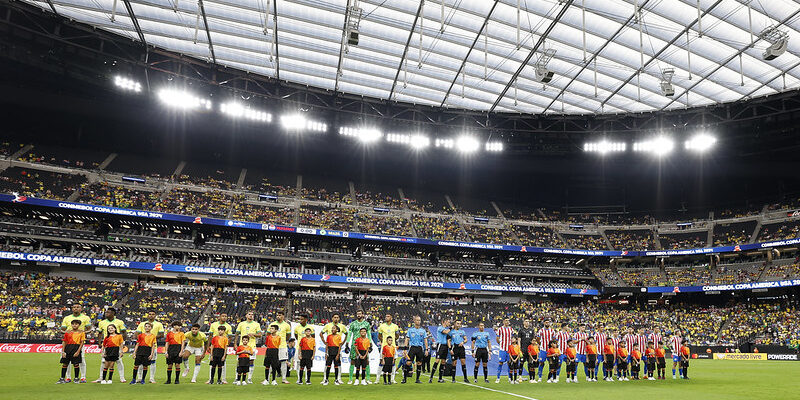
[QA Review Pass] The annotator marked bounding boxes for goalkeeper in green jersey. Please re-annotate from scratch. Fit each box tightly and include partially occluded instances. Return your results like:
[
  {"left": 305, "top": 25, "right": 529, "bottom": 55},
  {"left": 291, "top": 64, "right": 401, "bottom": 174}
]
[{"left": 347, "top": 310, "right": 373, "bottom": 384}]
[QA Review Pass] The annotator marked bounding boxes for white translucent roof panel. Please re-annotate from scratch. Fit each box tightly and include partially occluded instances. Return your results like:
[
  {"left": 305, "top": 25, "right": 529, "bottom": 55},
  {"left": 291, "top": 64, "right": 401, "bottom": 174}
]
[{"left": 22, "top": 0, "right": 800, "bottom": 115}]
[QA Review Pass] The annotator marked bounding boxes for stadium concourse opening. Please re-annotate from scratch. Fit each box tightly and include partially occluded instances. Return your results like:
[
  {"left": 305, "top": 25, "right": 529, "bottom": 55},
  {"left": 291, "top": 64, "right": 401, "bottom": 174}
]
[{"left": 1, "top": 0, "right": 800, "bottom": 398}]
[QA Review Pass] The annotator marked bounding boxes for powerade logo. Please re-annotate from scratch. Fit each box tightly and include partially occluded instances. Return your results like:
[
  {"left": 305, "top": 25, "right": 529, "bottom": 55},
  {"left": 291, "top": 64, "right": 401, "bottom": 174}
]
[{"left": 768, "top": 354, "right": 798, "bottom": 361}]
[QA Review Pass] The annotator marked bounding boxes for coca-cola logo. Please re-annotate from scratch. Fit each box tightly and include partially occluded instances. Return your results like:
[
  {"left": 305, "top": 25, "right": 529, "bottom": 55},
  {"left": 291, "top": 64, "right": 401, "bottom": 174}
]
[
  {"left": 36, "top": 344, "right": 62, "bottom": 353},
  {"left": 0, "top": 343, "right": 102, "bottom": 353},
  {"left": 0, "top": 343, "right": 34, "bottom": 352}
]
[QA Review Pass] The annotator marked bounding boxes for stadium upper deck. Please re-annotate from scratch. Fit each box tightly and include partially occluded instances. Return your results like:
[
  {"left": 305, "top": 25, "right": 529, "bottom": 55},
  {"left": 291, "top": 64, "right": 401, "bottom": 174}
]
[{"left": 0, "top": 142, "right": 797, "bottom": 255}]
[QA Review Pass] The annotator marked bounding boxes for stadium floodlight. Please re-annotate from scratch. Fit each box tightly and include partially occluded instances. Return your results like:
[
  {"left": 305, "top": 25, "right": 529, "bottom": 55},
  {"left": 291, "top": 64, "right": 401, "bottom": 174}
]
[
  {"left": 456, "top": 136, "right": 480, "bottom": 154},
  {"left": 533, "top": 48, "right": 556, "bottom": 83},
  {"left": 280, "top": 114, "right": 327, "bottom": 132},
  {"left": 760, "top": 25, "right": 789, "bottom": 60},
  {"left": 633, "top": 137, "right": 674, "bottom": 156},
  {"left": 435, "top": 138, "right": 454, "bottom": 149},
  {"left": 113, "top": 76, "right": 142, "bottom": 92},
  {"left": 157, "top": 88, "right": 212, "bottom": 110},
  {"left": 660, "top": 68, "right": 675, "bottom": 97},
  {"left": 387, "top": 133, "right": 430, "bottom": 150},
  {"left": 583, "top": 140, "right": 626, "bottom": 154},
  {"left": 220, "top": 102, "right": 272, "bottom": 123},
  {"left": 685, "top": 133, "right": 717, "bottom": 153},
  {"left": 339, "top": 126, "right": 382, "bottom": 143},
  {"left": 409, "top": 134, "right": 430, "bottom": 149},
  {"left": 485, "top": 141, "right": 504, "bottom": 152}
]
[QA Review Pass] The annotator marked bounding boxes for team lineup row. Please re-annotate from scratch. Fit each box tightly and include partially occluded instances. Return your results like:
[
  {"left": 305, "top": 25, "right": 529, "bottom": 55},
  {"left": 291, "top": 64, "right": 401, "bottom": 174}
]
[{"left": 54, "top": 303, "right": 692, "bottom": 387}]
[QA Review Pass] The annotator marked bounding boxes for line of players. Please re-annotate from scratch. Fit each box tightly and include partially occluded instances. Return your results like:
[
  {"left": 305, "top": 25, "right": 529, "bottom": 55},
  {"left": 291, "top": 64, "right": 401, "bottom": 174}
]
[
  {"left": 426, "top": 317, "right": 691, "bottom": 384},
  {"left": 54, "top": 304, "right": 692, "bottom": 386}
]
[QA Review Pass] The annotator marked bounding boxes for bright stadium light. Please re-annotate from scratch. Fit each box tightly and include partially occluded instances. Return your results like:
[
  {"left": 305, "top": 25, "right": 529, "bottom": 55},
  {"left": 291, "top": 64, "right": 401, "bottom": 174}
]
[
  {"left": 583, "top": 140, "right": 626, "bottom": 154},
  {"left": 157, "top": 88, "right": 212, "bottom": 110},
  {"left": 220, "top": 102, "right": 272, "bottom": 123},
  {"left": 280, "top": 114, "right": 326, "bottom": 132},
  {"left": 339, "top": 126, "right": 382, "bottom": 143},
  {"left": 456, "top": 136, "right": 480, "bottom": 154},
  {"left": 114, "top": 76, "right": 142, "bottom": 92},
  {"left": 685, "top": 133, "right": 717, "bottom": 153},
  {"left": 485, "top": 141, "right": 504, "bottom": 152},
  {"left": 435, "top": 138, "right": 454, "bottom": 149},
  {"left": 633, "top": 137, "right": 674, "bottom": 156},
  {"left": 387, "top": 133, "right": 430, "bottom": 150}
]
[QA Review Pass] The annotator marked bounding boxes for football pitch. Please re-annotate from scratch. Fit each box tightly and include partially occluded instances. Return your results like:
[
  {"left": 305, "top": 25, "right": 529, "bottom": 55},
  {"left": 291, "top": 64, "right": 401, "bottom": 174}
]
[{"left": 1, "top": 354, "right": 798, "bottom": 400}]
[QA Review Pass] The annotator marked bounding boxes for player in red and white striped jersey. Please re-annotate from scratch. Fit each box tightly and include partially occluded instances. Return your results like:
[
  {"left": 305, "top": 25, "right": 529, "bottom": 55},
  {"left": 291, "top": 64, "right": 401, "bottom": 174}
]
[
  {"left": 495, "top": 319, "right": 514, "bottom": 383},
  {"left": 573, "top": 324, "right": 590, "bottom": 380},
  {"left": 553, "top": 323, "right": 572, "bottom": 381},
  {"left": 593, "top": 325, "right": 608, "bottom": 379},
  {"left": 536, "top": 320, "right": 556, "bottom": 380},
  {"left": 623, "top": 328, "right": 637, "bottom": 362},
  {"left": 669, "top": 330, "right": 683, "bottom": 379},
  {"left": 607, "top": 329, "right": 621, "bottom": 379},
  {"left": 636, "top": 328, "right": 649, "bottom": 376}
]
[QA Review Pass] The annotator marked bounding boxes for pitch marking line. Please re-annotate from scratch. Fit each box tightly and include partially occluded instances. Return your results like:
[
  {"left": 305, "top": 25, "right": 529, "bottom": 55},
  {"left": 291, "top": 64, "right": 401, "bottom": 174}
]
[{"left": 456, "top": 381, "right": 540, "bottom": 400}]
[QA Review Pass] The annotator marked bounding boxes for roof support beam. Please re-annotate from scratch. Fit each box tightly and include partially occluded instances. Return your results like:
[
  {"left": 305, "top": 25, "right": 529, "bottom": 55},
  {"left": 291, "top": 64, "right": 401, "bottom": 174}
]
[
  {"left": 44, "top": 0, "right": 59, "bottom": 16},
  {"left": 439, "top": 0, "right": 499, "bottom": 108},
  {"left": 661, "top": 7, "right": 800, "bottom": 110},
  {"left": 121, "top": 0, "right": 147, "bottom": 48},
  {"left": 272, "top": 0, "right": 279, "bottom": 80},
  {"left": 388, "top": 0, "right": 424, "bottom": 99},
  {"left": 542, "top": 0, "right": 651, "bottom": 114},
  {"left": 334, "top": 0, "right": 353, "bottom": 92},
  {"left": 489, "top": 0, "right": 573, "bottom": 113},
  {"left": 740, "top": 59, "right": 800, "bottom": 101},
  {"left": 600, "top": 0, "right": 722, "bottom": 108},
  {"left": 197, "top": 0, "right": 216, "bottom": 65}
]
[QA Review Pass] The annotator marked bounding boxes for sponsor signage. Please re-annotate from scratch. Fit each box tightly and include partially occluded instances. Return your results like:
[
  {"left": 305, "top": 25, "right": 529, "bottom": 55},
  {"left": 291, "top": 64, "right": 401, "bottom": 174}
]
[
  {"left": 767, "top": 354, "right": 799, "bottom": 361},
  {"left": 2, "top": 194, "right": 798, "bottom": 259},
  {"left": 0, "top": 251, "right": 599, "bottom": 295},
  {"left": 713, "top": 353, "right": 767, "bottom": 360},
  {"left": 648, "top": 279, "right": 800, "bottom": 294},
  {"left": 258, "top": 194, "right": 278, "bottom": 201},
  {"left": 474, "top": 217, "right": 489, "bottom": 223}
]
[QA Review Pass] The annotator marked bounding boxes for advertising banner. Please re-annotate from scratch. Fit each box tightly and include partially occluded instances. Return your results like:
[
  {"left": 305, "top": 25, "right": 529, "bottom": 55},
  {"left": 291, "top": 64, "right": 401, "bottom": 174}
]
[{"left": 712, "top": 353, "right": 768, "bottom": 360}]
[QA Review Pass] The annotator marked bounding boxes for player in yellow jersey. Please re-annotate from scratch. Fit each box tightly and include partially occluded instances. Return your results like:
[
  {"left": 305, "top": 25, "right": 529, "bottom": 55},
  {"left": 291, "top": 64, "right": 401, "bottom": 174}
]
[
  {"left": 60, "top": 304, "right": 91, "bottom": 383},
  {"left": 236, "top": 311, "right": 262, "bottom": 383},
  {"left": 182, "top": 324, "right": 208, "bottom": 383},
  {"left": 135, "top": 311, "right": 165, "bottom": 383},
  {"left": 93, "top": 307, "right": 127, "bottom": 383},
  {"left": 270, "top": 310, "right": 292, "bottom": 384},
  {"left": 206, "top": 313, "right": 233, "bottom": 384},
  {"left": 377, "top": 313, "right": 400, "bottom": 383}
]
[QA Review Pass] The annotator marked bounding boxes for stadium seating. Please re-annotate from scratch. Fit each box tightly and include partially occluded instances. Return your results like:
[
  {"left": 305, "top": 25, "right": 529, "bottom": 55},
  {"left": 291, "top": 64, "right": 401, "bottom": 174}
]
[{"left": 0, "top": 167, "right": 86, "bottom": 200}]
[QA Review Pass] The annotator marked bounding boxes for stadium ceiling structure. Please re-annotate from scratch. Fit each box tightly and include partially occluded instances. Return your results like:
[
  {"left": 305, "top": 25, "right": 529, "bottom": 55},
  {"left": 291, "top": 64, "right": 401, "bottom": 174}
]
[{"left": 15, "top": 0, "right": 800, "bottom": 115}]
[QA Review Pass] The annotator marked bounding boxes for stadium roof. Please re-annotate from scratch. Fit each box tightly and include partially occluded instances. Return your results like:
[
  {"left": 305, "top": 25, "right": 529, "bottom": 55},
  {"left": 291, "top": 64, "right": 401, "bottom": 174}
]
[{"left": 20, "top": 0, "right": 800, "bottom": 115}]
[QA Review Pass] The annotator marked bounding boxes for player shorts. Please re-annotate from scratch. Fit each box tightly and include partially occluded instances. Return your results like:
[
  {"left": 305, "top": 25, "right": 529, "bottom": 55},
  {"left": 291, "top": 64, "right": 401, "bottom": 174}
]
[
  {"left": 211, "top": 356, "right": 225, "bottom": 367},
  {"left": 603, "top": 358, "right": 614, "bottom": 370},
  {"left": 474, "top": 348, "right": 489, "bottom": 363},
  {"left": 680, "top": 360, "right": 689, "bottom": 368},
  {"left": 452, "top": 344, "right": 466, "bottom": 360},
  {"left": 587, "top": 354, "right": 597, "bottom": 369},
  {"left": 185, "top": 345, "right": 204, "bottom": 357},
  {"left": 326, "top": 347, "right": 341, "bottom": 366},
  {"left": 278, "top": 348, "right": 288, "bottom": 361},
  {"left": 382, "top": 358, "right": 394, "bottom": 373},
  {"left": 300, "top": 357, "right": 313, "bottom": 369},
  {"left": 672, "top": 354, "right": 681, "bottom": 363},
  {"left": 498, "top": 350, "right": 510, "bottom": 363},
  {"left": 577, "top": 354, "right": 587, "bottom": 363},
  {"left": 408, "top": 346, "right": 424, "bottom": 363},
  {"left": 166, "top": 344, "right": 182, "bottom": 364},
  {"left": 617, "top": 361, "right": 628, "bottom": 370},
  {"left": 237, "top": 357, "right": 250, "bottom": 369},
  {"left": 134, "top": 355, "right": 151, "bottom": 366},
  {"left": 104, "top": 347, "right": 120, "bottom": 362},
  {"left": 559, "top": 354, "right": 568, "bottom": 363},
  {"left": 538, "top": 350, "right": 548, "bottom": 361},
  {"left": 657, "top": 357, "right": 666, "bottom": 368},
  {"left": 60, "top": 353, "right": 82, "bottom": 365},
  {"left": 436, "top": 344, "right": 449, "bottom": 359}
]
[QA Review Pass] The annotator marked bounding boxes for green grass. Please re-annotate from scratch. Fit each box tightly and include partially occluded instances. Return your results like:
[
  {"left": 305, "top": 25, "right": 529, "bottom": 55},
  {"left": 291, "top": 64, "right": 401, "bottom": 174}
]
[{"left": 1, "top": 354, "right": 799, "bottom": 400}]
